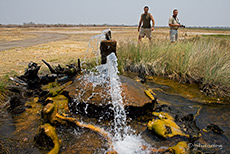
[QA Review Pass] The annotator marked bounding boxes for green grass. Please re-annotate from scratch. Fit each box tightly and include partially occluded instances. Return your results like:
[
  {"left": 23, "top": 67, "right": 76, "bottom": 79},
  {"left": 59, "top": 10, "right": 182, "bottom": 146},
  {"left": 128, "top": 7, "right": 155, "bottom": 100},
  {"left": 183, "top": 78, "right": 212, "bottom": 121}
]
[
  {"left": 202, "top": 34, "right": 230, "bottom": 38},
  {"left": 0, "top": 71, "right": 18, "bottom": 93},
  {"left": 117, "top": 36, "right": 230, "bottom": 97},
  {"left": 0, "top": 82, "right": 5, "bottom": 93}
]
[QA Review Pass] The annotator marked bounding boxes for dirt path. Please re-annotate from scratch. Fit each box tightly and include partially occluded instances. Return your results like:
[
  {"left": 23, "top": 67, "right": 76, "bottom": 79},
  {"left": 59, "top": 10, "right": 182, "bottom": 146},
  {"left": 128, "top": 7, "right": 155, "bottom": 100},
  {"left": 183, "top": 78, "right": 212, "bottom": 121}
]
[{"left": 0, "top": 32, "right": 68, "bottom": 51}]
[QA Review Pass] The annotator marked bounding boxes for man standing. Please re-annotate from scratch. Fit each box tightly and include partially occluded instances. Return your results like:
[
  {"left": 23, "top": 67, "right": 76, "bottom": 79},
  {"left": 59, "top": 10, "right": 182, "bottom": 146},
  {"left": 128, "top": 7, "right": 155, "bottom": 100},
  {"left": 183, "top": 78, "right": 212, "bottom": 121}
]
[
  {"left": 138, "top": 6, "right": 155, "bottom": 42},
  {"left": 168, "top": 9, "right": 184, "bottom": 42}
]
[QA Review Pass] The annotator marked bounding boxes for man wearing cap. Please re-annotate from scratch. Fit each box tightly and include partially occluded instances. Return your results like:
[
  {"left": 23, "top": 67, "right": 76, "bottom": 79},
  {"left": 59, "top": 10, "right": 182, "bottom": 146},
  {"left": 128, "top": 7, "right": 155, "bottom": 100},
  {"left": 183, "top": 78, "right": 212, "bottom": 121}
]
[
  {"left": 138, "top": 6, "right": 155, "bottom": 42},
  {"left": 168, "top": 9, "right": 184, "bottom": 42}
]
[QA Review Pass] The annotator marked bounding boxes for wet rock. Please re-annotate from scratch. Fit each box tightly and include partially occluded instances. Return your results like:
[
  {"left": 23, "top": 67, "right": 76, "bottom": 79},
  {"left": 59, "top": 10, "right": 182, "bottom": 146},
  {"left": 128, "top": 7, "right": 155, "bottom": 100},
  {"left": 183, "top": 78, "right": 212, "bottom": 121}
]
[
  {"left": 42, "top": 81, "right": 72, "bottom": 96},
  {"left": 42, "top": 97, "right": 54, "bottom": 106},
  {"left": 38, "top": 81, "right": 72, "bottom": 103},
  {"left": 138, "top": 73, "right": 147, "bottom": 84},
  {"left": 147, "top": 112, "right": 189, "bottom": 138},
  {"left": 42, "top": 103, "right": 114, "bottom": 150},
  {"left": 67, "top": 75, "right": 153, "bottom": 119},
  {"left": 8, "top": 95, "right": 25, "bottom": 114},
  {"left": 34, "top": 127, "right": 54, "bottom": 150},
  {"left": 34, "top": 123, "right": 61, "bottom": 154},
  {"left": 42, "top": 103, "right": 62, "bottom": 125},
  {"left": 155, "top": 104, "right": 171, "bottom": 112},
  {"left": 204, "top": 124, "right": 224, "bottom": 134},
  {"left": 144, "top": 89, "right": 157, "bottom": 102},
  {"left": 7, "top": 87, "right": 26, "bottom": 114},
  {"left": 181, "top": 114, "right": 194, "bottom": 121},
  {"left": 175, "top": 113, "right": 201, "bottom": 139},
  {"left": 47, "top": 95, "right": 69, "bottom": 114},
  {"left": 168, "top": 141, "right": 188, "bottom": 154}
]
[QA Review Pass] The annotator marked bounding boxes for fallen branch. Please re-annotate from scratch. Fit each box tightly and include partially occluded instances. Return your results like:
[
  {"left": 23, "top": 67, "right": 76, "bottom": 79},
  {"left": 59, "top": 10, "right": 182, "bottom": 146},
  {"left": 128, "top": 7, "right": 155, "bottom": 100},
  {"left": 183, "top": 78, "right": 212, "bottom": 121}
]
[{"left": 42, "top": 59, "right": 81, "bottom": 76}]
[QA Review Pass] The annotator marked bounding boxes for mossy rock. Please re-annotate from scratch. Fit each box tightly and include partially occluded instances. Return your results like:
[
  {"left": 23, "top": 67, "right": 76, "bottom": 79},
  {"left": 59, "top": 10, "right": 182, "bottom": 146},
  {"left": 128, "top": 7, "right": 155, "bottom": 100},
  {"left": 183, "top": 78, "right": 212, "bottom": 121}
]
[
  {"left": 47, "top": 95, "right": 69, "bottom": 114},
  {"left": 168, "top": 141, "right": 188, "bottom": 154},
  {"left": 42, "top": 81, "right": 72, "bottom": 97},
  {"left": 147, "top": 112, "right": 189, "bottom": 138},
  {"left": 37, "top": 123, "right": 61, "bottom": 154}
]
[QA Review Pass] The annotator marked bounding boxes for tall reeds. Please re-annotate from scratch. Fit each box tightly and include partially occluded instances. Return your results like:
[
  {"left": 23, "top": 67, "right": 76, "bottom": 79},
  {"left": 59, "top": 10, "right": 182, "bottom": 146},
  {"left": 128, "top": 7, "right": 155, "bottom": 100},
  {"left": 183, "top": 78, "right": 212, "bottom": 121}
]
[{"left": 117, "top": 36, "right": 230, "bottom": 97}]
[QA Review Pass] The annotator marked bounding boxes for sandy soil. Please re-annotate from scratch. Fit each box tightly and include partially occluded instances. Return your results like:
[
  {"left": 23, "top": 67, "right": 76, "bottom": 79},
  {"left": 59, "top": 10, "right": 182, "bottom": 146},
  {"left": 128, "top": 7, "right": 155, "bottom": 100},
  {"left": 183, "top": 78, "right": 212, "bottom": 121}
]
[{"left": 0, "top": 27, "right": 229, "bottom": 77}]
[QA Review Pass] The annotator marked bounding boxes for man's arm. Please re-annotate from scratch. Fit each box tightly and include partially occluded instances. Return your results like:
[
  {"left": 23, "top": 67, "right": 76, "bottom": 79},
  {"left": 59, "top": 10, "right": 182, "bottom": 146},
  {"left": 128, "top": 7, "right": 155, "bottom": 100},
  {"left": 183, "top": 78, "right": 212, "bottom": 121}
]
[
  {"left": 138, "top": 15, "right": 143, "bottom": 32},
  {"left": 168, "top": 17, "right": 182, "bottom": 28},
  {"left": 150, "top": 14, "right": 155, "bottom": 31},
  {"left": 169, "top": 23, "right": 182, "bottom": 27}
]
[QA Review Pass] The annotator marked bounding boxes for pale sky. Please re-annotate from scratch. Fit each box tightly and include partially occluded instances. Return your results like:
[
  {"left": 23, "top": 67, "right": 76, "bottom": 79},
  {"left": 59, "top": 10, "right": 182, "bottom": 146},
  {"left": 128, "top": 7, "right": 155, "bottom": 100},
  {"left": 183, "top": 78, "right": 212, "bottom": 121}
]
[{"left": 0, "top": 0, "right": 229, "bottom": 27}]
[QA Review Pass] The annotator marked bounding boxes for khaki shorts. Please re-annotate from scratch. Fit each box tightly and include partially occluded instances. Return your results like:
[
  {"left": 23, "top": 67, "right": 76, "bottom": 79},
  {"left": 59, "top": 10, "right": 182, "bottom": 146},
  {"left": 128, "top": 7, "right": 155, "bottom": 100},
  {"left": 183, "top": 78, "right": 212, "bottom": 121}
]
[
  {"left": 139, "top": 28, "right": 152, "bottom": 38},
  {"left": 170, "top": 29, "right": 178, "bottom": 42}
]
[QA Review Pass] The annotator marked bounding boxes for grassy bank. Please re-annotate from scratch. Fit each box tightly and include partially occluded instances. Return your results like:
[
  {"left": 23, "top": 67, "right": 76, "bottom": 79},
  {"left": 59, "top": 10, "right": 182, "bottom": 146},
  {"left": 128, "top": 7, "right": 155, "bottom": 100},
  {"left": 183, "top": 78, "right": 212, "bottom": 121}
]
[
  {"left": 117, "top": 36, "right": 230, "bottom": 99},
  {"left": 0, "top": 71, "right": 17, "bottom": 100}
]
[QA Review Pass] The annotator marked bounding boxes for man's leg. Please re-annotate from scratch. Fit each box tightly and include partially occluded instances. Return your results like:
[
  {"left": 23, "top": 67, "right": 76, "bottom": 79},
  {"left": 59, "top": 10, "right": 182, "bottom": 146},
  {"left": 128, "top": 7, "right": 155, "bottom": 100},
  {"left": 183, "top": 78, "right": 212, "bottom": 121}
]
[
  {"left": 175, "top": 30, "right": 178, "bottom": 41},
  {"left": 138, "top": 28, "right": 144, "bottom": 43},
  {"left": 170, "top": 29, "right": 176, "bottom": 43},
  {"left": 138, "top": 35, "right": 143, "bottom": 42},
  {"left": 146, "top": 28, "right": 152, "bottom": 44}
]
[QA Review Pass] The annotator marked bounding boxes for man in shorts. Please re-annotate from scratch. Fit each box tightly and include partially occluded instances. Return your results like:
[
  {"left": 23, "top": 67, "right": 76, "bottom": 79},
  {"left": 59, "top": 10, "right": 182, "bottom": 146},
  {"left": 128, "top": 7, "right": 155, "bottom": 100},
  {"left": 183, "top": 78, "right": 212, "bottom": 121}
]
[
  {"left": 138, "top": 6, "right": 155, "bottom": 42},
  {"left": 168, "top": 9, "right": 184, "bottom": 42}
]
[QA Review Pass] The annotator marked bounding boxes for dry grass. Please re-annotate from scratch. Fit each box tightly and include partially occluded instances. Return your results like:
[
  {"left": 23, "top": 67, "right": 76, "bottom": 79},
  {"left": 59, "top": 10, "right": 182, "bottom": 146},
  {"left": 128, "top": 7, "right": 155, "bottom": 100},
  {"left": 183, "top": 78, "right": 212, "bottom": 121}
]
[
  {"left": 117, "top": 36, "right": 230, "bottom": 98},
  {"left": 0, "top": 40, "right": 88, "bottom": 76},
  {"left": 0, "top": 26, "right": 229, "bottom": 79},
  {"left": 0, "top": 28, "right": 37, "bottom": 42}
]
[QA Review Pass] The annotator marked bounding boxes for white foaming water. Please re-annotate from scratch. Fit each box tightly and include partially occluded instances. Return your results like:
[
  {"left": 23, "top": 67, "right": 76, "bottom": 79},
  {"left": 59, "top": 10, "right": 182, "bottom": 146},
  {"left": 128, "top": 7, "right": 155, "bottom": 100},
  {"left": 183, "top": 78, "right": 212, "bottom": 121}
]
[
  {"left": 113, "top": 134, "right": 151, "bottom": 154},
  {"left": 84, "top": 28, "right": 111, "bottom": 66},
  {"left": 75, "top": 29, "right": 112, "bottom": 104},
  {"left": 97, "top": 53, "right": 128, "bottom": 141},
  {"left": 103, "top": 53, "right": 152, "bottom": 154},
  {"left": 89, "top": 53, "right": 152, "bottom": 153},
  {"left": 76, "top": 30, "right": 154, "bottom": 153}
]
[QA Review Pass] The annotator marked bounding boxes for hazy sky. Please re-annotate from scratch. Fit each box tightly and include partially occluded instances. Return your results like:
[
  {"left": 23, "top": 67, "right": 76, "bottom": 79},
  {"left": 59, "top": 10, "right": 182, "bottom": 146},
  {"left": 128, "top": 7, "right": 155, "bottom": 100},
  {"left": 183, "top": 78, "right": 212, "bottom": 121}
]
[{"left": 0, "top": 0, "right": 229, "bottom": 27}]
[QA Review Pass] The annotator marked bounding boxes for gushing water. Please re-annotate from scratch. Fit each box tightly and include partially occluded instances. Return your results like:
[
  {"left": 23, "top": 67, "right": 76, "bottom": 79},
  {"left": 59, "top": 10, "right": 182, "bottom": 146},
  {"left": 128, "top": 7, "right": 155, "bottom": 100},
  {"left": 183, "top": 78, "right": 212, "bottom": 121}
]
[
  {"left": 97, "top": 53, "right": 128, "bottom": 141},
  {"left": 75, "top": 30, "right": 153, "bottom": 153},
  {"left": 84, "top": 28, "right": 111, "bottom": 66},
  {"left": 82, "top": 53, "right": 153, "bottom": 153},
  {"left": 101, "top": 53, "right": 152, "bottom": 154}
]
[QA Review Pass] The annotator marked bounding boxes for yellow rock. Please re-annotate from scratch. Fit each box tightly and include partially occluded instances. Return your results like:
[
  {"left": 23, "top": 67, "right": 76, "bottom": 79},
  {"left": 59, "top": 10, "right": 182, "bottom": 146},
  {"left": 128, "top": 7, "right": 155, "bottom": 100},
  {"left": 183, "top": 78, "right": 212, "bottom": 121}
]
[
  {"left": 42, "top": 103, "right": 113, "bottom": 149},
  {"left": 42, "top": 82, "right": 59, "bottom": 91},
  {"left": 42, "top": 81, "right": 72, "bottom": 97},
  {"left": 144, "top": 89, "right": 157, "bottom": 101},
  {"left": 40, "top": 123, "right": 61, "bottom": 154},
  {"left": 43, "top": 103, "right": 58, "bottom": 124},
  {"left": 147, "top": 112, "right": 189, "bottom": 138},
  {"left": 47, "top": 95, "right": 69, "bottom": 114},
  {"left": 147, "top": 76, "right": 154, "bottom": 80},
  {"left": 169, "top": 141, "right": 188, "bottom": 154}
]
